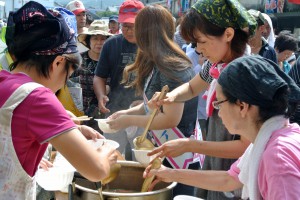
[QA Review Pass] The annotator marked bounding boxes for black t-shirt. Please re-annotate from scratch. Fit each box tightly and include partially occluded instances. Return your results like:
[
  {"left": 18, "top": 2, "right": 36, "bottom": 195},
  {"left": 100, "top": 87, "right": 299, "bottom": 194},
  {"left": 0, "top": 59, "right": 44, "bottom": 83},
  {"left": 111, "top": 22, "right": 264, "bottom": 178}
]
[
  {"left": 94, "top": 34, "right": 140, "bottom": 113},
  {"left": 259, "top": 39, "right": 278, "bottom": 64}
]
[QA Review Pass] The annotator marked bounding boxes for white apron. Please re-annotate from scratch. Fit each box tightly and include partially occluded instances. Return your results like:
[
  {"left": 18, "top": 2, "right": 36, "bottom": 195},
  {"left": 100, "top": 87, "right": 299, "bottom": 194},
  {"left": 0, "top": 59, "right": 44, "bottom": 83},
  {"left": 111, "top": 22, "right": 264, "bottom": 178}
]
[{"left": 0, "top": 82, "right": 43, "bottom": 200}]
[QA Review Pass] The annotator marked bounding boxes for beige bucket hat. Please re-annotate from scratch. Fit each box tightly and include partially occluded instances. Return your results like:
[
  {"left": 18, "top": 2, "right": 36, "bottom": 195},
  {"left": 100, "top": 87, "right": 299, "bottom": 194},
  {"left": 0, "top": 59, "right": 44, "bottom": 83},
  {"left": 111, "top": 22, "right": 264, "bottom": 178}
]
[{"left": 78, "top": 20, "right": 113, "bottom": 46}]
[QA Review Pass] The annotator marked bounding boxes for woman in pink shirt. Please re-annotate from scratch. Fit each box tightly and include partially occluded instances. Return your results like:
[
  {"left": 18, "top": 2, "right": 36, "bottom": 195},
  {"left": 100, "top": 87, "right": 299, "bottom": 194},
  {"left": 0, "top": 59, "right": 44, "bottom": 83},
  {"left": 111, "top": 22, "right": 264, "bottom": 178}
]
[
  {"left": 0, "top": 2, "right": 117, "bottom": 199},
  {"left": 144, "top": 56, "right": 300, "bottom": 200}
]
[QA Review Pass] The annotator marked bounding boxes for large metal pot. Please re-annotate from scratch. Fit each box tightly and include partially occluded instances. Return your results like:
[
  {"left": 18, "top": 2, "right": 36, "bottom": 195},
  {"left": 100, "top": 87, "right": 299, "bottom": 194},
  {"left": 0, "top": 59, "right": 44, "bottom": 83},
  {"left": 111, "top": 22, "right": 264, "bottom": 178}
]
[{"left": 73, "top": 161, "right": 177, "bottom": 200}]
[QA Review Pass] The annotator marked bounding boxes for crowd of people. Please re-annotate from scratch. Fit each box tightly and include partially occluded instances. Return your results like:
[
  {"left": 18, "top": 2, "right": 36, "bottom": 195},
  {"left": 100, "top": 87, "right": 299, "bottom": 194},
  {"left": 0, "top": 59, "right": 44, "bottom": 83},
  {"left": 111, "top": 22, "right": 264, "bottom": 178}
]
[{"left": 0, "top": 0, "right": 300, "bottom": 199}]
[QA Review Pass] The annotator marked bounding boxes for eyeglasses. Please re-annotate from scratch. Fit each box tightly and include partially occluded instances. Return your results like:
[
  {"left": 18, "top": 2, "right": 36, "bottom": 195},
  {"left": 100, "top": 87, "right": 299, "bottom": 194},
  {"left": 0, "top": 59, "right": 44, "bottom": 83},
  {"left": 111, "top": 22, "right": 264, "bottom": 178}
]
[
  {"left": 121, "top": 24, "right": 134, "bottom": 32},
  {"left": 212, "top": 99, "right": 228, "bottom": 110}
]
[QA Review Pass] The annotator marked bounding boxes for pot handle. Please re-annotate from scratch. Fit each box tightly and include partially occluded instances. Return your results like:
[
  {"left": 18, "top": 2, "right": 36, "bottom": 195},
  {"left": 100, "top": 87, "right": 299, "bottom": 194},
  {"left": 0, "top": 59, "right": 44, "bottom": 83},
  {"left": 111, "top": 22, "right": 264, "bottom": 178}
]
[
  {"left": 68, "top": 172, "right": 84, "bottom": 200},
  {"left": 68, "top": 183, "right": 73, "bottom": 200},
  {"left": 95, "top": 182, "right": 104, "bottom": 200}
]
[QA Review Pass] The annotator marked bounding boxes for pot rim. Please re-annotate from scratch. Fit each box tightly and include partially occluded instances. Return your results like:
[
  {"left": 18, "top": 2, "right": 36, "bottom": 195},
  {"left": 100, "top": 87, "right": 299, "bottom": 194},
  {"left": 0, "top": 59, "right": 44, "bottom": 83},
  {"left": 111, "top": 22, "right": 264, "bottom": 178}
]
[
  {"left": 75, "top": 181, "right": 177, "bottom": 197},
  {"left": 74, "top": 160, "right": 177, "bottom": 197}
]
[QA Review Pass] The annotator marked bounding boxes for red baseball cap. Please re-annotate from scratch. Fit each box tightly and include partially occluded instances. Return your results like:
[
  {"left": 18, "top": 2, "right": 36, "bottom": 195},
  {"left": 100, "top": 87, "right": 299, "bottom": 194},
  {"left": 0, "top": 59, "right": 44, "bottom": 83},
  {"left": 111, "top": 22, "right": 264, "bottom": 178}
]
[
  {"left": 66, "top": 0, "right": 86, "bottom": 15},
  {"left": 118, "top": 0, "right": 144, "bottom": 24}
]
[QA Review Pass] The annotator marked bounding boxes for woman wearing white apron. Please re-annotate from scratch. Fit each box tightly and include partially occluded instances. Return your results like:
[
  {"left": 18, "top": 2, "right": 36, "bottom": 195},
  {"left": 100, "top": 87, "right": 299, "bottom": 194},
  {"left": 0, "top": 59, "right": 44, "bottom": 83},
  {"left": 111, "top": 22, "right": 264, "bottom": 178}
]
[
  {"left": 0, "top": 2, "right": 117, "bottom": 199},
  {"left": 107, "top": 5, "right": 200, "bottom": 197}
]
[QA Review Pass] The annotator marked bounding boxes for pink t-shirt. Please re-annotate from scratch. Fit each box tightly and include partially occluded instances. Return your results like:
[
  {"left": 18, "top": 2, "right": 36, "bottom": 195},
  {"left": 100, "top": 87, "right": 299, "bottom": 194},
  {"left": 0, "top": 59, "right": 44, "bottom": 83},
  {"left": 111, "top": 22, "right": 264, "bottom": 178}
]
[
  {"left": 227, "top": 123, "right": 300, "bottom": 199},
  {"left": 0, "top": 70, "right": 76, "bottom": 177}
]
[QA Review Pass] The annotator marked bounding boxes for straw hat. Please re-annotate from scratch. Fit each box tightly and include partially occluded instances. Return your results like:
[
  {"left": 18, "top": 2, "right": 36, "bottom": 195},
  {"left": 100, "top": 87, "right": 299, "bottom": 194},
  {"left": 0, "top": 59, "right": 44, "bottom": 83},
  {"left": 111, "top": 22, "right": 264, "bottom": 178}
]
[{"left": 78, "top": 20, "right": 113, "bottom": 46}]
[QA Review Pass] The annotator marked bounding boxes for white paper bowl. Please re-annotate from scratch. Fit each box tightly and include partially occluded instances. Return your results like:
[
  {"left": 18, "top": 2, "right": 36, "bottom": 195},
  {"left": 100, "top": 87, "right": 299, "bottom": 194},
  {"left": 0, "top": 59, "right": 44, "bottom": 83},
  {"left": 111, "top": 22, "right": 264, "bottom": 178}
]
[
  {"left": 132, "top": 149, "right": 153, "bottom": 167},
  {"left": 87, "top": 139, "right": 120, "bottom": 150},
  {"left": 173, "top": 195, "right": 204, "bottom": 200},
  {"left": 95, "top": 119, "right": 119, "bottom": 133},
  {"left": 36, "top": 167, "right": 75, "bottom": 191}
]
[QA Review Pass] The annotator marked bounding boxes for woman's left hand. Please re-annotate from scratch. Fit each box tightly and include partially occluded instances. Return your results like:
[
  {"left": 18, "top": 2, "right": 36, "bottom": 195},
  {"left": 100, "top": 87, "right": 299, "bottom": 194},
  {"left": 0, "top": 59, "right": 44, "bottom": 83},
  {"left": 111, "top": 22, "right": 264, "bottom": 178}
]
[
  {"left": 143, "top": 164, "right": 173, "bottom": 191},
  {"left": 39, "top": 158, "right": 53, "bottom": 171},
  {"left": 107, "top": 110, "right": 128, "bottom": 120},
  {"left": 78, "top": 125, "right": 105, "bottom": 140}
]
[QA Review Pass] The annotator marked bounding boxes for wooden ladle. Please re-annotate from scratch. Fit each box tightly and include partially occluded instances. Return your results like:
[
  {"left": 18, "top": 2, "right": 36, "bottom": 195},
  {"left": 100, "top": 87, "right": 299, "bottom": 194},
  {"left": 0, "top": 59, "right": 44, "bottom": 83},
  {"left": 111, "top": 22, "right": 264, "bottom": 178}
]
[
  {"left": 133, "top": 85, "right": 169, "bottom": 150},
  {"left": 141, "top": 157, "right": 162, "bottom": 192}
]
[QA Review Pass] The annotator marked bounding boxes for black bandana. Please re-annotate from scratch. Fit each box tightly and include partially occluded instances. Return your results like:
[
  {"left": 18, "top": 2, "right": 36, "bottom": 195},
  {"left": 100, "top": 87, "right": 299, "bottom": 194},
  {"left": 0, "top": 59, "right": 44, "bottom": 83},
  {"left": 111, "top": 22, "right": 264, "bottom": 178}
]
[
  {"left": 218, "top": 55, "right": 300, "bottom": 107},
  {"left": 9, "top": 1, "right": 78, "bottom": 55}
]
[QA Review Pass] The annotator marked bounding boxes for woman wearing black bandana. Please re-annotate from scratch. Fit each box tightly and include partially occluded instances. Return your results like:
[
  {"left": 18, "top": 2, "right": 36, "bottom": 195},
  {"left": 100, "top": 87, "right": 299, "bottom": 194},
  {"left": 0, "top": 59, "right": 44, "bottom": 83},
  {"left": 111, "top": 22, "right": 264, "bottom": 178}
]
[
  {"left": 0, "top": 2, "right": 117, "bottom": 199},
  {"left": 145, "top": 55, "right": 300, "bottom": 200}
]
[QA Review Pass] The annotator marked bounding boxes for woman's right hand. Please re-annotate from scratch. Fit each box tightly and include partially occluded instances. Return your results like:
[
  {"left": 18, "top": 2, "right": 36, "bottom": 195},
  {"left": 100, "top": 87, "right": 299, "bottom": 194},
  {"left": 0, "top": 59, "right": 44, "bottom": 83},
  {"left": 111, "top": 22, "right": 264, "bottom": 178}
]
[
  {"left": 147, "top": 138, "right": 189, "bottom": 158},
  {"left": 97, "top": 142, "right": 118, "bottom": 167},
  {"left": 147, "top": 92, "right": 176, "bottom": 110},
  {"left": 50, "top": 130, "right": 118, "bottom": 182}
]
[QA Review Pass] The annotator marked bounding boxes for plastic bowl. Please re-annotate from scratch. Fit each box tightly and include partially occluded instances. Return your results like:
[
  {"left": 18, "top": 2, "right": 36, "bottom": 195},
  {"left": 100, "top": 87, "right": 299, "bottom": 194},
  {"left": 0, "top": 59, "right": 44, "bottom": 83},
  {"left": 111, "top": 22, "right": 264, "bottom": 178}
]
[
  {"left": 87, "top": 139, "right": 120, "bottom": 150},
  {"left": 132, "top": 149, "right": 154, "bottom": 167},
  {"left": 36, "top": 166, "right": 75, "bottom": 191},
  {"left": 95, "top": 119, "right": 119, "bottom": 133}
]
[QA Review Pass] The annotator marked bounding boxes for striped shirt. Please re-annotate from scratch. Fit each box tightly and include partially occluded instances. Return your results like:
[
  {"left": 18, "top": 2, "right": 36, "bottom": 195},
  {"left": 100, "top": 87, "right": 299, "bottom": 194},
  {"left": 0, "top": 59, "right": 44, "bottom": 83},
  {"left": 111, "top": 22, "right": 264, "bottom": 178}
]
[{"left": 199, "top": 60, "right": 213, "bottom": 83}]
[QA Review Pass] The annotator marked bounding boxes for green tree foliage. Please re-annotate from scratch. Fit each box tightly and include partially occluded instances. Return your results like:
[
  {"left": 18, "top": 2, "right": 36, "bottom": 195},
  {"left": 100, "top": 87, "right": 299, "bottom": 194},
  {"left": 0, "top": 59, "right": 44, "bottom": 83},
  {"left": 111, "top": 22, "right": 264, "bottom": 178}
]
[{"left": 96, "top": 11, "right": 118, "bottom": 18}]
